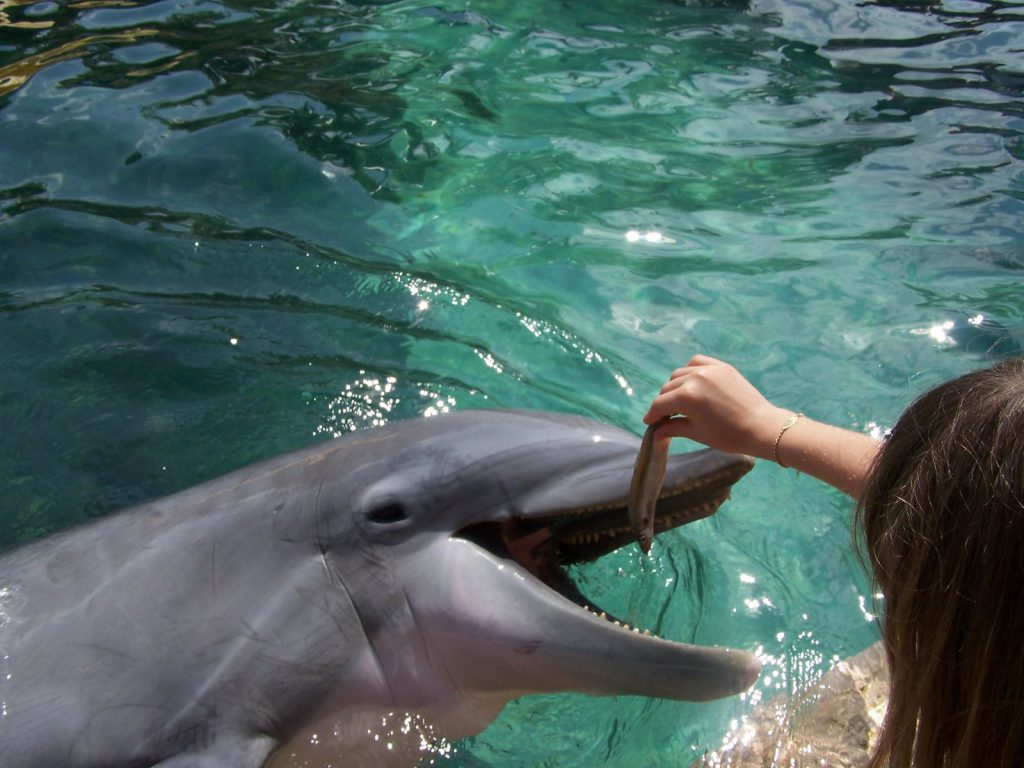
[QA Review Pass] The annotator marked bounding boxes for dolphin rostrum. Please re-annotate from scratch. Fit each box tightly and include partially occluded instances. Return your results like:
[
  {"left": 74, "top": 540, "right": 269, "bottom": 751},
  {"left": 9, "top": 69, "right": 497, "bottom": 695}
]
[{"left": 0, "top": 410, "right": 759, "bottom": 767}]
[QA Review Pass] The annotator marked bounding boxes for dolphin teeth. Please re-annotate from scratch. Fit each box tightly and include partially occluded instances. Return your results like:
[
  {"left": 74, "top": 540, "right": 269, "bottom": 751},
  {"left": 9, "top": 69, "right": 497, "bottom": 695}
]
[{"left": 589, "top": 609, "right": 656, "bottom": 638}]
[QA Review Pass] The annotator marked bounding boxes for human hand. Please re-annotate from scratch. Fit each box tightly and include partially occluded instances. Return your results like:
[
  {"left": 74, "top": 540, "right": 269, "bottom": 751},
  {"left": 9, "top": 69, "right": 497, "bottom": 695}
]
[{"left": 642, "top": 355, "right": 792, "bottom": 459}]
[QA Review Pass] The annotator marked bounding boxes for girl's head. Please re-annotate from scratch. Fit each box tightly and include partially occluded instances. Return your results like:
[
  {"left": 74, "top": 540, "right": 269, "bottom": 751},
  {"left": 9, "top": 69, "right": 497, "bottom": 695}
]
[{"left": 858, "top": 358, "right": 1024, "bottom": 768}]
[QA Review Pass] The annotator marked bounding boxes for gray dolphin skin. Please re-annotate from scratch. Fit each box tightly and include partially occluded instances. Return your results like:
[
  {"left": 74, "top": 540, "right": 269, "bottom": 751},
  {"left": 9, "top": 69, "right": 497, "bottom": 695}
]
[{"left": 0, "top": 409, "right": 759, "bottom": 768}]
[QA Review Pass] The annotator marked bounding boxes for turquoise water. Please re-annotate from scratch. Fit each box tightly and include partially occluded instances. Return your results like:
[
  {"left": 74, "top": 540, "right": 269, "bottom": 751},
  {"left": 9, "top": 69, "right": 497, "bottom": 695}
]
[{"left": 2, "top": 0, "right": 1023, "bottom": 764}]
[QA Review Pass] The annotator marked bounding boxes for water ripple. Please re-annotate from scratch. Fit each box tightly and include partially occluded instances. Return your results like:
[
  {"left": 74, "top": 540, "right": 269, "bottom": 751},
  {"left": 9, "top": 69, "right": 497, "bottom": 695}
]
[{"left": 2, "top": 0, "right": 1023, "bottom": 764}]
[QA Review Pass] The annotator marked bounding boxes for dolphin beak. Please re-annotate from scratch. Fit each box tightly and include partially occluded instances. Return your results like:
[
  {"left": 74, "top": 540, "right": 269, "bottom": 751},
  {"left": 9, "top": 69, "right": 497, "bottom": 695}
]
[{"left": 449, "top": 447, "right": 759, "bottom": 702}]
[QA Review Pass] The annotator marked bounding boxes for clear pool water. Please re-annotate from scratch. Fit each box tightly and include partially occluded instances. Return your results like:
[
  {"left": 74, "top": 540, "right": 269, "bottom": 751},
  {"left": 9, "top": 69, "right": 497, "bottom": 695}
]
[{"left": 1, "top": 0, "right": 1022, "bottom": 764}]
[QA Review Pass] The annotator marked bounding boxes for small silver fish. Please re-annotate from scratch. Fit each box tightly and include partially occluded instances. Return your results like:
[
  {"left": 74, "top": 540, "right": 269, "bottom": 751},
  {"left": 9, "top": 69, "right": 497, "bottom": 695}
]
[{"left": 627, "top": 416, "right": 671, "bottom": 554}]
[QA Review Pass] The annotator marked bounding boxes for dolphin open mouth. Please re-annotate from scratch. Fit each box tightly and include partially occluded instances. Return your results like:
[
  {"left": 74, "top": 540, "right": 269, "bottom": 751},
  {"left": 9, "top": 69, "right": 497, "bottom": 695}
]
[{"left": 458, "top": 452, "right": 753, "bottom": 632}]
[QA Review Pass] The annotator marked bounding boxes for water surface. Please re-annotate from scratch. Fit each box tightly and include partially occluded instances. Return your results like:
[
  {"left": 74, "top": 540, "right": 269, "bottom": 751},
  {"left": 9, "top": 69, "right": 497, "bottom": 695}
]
[{"left": 2, "top": 0, "right": 1023, "bottom": 764}]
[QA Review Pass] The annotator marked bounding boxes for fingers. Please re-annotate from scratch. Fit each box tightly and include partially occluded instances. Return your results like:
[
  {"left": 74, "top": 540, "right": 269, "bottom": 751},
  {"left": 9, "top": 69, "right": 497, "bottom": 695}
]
[
  {"left": 657, "top": 365, "right": 715, "bottom": 406},
  {"left": 653, "top": 417, "right": 693, "bottom": 440},
  {"left": 658, "top": 376, "right": 685, "bottom": 396},
  {"left": 661, "top": 368, "right": 700, "bottom": 395},
  {"left": 665, "top": 355, "right": 731, "bottom": 390},
  {"left": 642, "top": 355, "right": 776, "bottom": 455},
  {"left": 643, "top": 385, "right": 685, "bottom": 424},
  {"left": 687, "top": 353, "right": 723, "bottom": 368},
  {"left": 645, "top": 358, "right": 718, "bottom": 424},
  {"left": 668, "top": 354, "right": 726, "bottom": 379}
]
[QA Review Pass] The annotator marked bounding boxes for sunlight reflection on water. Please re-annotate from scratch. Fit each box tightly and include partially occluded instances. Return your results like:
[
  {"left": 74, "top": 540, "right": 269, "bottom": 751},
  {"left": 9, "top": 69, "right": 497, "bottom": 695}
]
[{"left": 1, "top": 0, "right": 1022, "bottom": 764}]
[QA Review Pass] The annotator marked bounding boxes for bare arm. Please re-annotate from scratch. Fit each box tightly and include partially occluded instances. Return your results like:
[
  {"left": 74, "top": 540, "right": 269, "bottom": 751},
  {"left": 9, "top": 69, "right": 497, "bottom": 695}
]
[{"left": 642, "top": 355, "right": 881, "bottom": 499}]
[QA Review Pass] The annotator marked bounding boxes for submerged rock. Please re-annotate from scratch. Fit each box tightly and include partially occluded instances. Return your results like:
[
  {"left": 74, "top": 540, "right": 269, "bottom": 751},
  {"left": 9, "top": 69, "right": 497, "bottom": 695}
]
[{"left": 695, "top": 642, "right": 888, "bottom": 768}]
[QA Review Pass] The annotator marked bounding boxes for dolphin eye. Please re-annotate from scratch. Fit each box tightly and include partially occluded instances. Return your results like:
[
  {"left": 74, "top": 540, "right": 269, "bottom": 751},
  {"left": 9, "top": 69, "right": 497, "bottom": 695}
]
[{"left": 366, "top": 502, "right": 409, "bottom": 525}]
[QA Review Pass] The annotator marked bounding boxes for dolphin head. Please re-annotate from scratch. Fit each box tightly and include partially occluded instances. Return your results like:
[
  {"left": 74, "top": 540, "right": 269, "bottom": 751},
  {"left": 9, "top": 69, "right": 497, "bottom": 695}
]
[{"left": 313, "top": 409, "right": 759, "bottom": 710}]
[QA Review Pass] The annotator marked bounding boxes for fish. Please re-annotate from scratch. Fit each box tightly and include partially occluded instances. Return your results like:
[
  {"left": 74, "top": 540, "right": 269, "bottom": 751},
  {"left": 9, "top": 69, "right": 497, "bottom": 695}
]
[{"left": 628, "top": 416, "right": 672, "bottom": 554}]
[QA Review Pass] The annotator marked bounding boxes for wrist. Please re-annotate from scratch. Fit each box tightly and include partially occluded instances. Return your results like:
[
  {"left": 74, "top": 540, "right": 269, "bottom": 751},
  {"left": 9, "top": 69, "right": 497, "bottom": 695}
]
[
  {"left": 749, "top": 406, "right": 799, "bottom": 461},
  {"left": 771, "top": 411, "right": 805, "bottom": 467}
]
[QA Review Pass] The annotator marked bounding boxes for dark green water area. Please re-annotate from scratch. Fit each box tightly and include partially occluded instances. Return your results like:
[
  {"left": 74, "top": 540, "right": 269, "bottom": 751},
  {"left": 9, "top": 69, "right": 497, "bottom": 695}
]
[{"left": 2, "top": 0, "right": 1022, "bottom": 764}]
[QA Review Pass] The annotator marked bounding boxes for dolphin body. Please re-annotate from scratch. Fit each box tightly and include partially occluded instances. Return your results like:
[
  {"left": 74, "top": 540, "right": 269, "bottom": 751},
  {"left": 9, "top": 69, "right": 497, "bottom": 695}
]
[{"left": 0, "top": 410, "right": 758, "bottom": 767}]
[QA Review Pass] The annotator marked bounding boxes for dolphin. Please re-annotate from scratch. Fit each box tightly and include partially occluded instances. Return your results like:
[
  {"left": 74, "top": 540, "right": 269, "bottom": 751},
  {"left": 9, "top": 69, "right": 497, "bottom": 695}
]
[{"left": 0, "top": 409, "right": 758, "bottom": 768}]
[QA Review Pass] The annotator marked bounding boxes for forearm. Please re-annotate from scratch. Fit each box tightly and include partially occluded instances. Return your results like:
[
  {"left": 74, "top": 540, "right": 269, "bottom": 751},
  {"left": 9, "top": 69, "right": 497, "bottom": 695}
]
[
  {"left": 643, "top": 356, "right": 883, "bottom": 500},
  {"left": 766, "top": 412, "right": 882, "bottom": 500}
]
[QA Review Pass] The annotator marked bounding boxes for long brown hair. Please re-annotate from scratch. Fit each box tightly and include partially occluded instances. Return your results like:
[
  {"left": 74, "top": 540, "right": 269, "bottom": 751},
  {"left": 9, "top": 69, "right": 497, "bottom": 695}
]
[{"left": 857, "top": 358, "right": 1024, "bottom": 768}]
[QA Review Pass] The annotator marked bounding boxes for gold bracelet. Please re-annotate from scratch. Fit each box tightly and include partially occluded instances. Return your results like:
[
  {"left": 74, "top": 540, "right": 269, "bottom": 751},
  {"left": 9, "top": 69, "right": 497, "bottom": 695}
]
[{"left": 773, "top": 413, "right": 804, "bottom": 468}]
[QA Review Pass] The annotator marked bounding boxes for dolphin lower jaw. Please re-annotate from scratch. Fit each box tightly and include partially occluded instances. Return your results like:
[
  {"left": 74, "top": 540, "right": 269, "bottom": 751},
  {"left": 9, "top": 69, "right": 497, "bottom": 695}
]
[{"left": 420, "top": 536, "right": 760, "bottom": 703}]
